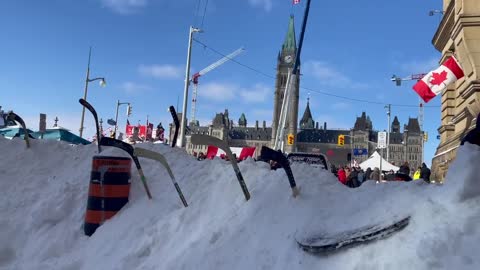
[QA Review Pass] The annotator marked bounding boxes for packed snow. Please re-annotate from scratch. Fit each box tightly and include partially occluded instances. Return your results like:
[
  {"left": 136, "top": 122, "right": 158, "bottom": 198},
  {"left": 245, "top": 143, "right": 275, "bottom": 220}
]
[{"left": 1, "top": 136, "right": 479, "bottom": 270}]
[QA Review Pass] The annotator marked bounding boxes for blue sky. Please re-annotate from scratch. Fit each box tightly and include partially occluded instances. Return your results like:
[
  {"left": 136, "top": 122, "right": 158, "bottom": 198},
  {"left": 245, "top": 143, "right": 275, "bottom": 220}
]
[{"left": 1, "top": 0, "right": 444, "bottom": 165}]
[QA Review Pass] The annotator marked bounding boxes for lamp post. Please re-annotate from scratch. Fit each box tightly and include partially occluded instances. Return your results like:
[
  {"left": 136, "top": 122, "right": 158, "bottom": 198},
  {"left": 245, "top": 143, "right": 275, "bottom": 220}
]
[
  {"left": 385, "top": 104, "right": 391, "bottom": 162},
  {"left": 114, "top": 100, "right": 130, "bottom": 139},
  {"left": 403, "top": 127, "right": 409, "bottom": 162},
  {"left": 79, "top": 47, "right": 107, "bottom": 138},
  {"left": 178, "top": 26, "right": 202, "bottom": 148}
]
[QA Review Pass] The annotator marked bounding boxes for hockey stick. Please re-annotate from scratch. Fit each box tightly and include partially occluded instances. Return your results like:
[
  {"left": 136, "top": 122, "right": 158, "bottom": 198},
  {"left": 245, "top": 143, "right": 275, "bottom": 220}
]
[
  {"left": 191, "top": 134, "right": 250, "bottom": 201},
  {"left": 260, "top": 146, "right": 299, "bottom": 197},
  {"left": 99, "top": 137, "right": 152, "bottom": 199},
  {"left": 79, "top": 99, "right": 101, "bottom": 153},
  {"left": 7, "top": 112, "right": 30, "bottom": 148},
  {"left": 168, "top": 106, "right": 179, "bottom": 148},
  {"left": 134, "top": 148, "right": 188, "bottom": 207}
]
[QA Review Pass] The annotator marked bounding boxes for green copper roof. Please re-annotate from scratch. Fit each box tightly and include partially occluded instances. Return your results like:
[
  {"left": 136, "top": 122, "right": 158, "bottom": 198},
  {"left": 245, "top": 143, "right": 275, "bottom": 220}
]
[{"left": 282, "top": 15, "right": 297, "bottom": 52}]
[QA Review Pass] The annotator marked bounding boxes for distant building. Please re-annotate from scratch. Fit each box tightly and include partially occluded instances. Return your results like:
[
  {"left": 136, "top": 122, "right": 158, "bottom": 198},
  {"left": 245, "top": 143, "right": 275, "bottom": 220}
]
[
  {"left": 169, "top": 15, "right": 424, "bottom": 170},
  {"left": 431, "top": 0, "right": 480, "bottom": 180}
]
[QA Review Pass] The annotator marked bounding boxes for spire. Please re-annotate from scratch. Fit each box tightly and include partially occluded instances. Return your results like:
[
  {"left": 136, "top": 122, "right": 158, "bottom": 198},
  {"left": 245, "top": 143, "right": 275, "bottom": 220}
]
[
  {"left": 238, "top": 113, "right": 247, "bottom": 127},
  {"left": 300, "top": 98, "right": 314, "bottom": 129},
  {"left": 282, "top": 15, "right": 297, "bottom": 52}
]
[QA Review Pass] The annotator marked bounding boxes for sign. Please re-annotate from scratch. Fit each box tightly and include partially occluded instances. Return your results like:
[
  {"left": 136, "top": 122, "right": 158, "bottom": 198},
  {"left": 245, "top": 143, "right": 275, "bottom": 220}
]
[
  {"left": 338, "top": 134, "right": 345, "bottom": 146},
  {"left": 287, "top": 153, "right": 328, "bottom": 170},
  {"left": 353, "top": 148, "right": 368, "bottom": 156},
  {"left": 287, "top": 134, "right": 294, "bottom": 145},
  {"left": 107, "top": 119, "right": 116, "bottom": 126},
  {"left": 378, "top": 131, "right": 387, "bottom": 149}
]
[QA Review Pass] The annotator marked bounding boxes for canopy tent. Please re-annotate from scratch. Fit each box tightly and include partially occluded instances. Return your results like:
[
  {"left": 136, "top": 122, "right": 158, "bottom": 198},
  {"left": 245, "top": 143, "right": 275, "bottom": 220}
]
[
  {"left": 359, "top": 151, "right": 399, "bottom": 172},
  {"left": 32, "top": 127, "right": 91, "bottom": 145}
]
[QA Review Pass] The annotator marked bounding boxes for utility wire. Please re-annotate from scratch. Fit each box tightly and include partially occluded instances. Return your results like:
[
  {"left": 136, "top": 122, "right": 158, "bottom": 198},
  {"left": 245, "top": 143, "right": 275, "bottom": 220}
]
[
  {"left": 192, "top": 38, "right": 441, "bottom": 108},
  {"left": 193, "top": 0, "right": 202, "bottom": 27},
  {"left": 200, "top": 0, "right": 209, "bottom": 29}
]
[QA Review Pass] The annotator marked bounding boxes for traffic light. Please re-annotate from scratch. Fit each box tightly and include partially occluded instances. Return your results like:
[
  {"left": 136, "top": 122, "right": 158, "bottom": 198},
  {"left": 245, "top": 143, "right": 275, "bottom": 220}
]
[
  {"left": 424, "top": 132, "right": 428, "bottom": 142},
  {"left": 338, "top": 134, "right": 345, "bottom": 146},
  {"left": 287, "top": 134, "right": 294, "bottom": 145},
  {"left": 126, "top": 104, "right": 132, "bottom": 117}
]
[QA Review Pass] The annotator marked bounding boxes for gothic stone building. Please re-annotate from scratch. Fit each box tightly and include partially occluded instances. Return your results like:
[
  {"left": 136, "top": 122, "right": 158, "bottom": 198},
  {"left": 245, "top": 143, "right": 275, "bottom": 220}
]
[
  {"left": 169, "top": 15, "right": 424, "bottom": 170},
  {"left": 431, "top": 0, "right": 480, "bottom": 180}
]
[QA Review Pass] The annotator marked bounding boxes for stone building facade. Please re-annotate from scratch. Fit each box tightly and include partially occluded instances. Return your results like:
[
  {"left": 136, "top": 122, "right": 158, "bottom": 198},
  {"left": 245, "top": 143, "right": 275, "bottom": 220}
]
[
  {"left": 431, "top": 0, "right": 480, "bottom": 180},
  {"left": 168, "top": 15, "right": 424, "bottom": 171}
]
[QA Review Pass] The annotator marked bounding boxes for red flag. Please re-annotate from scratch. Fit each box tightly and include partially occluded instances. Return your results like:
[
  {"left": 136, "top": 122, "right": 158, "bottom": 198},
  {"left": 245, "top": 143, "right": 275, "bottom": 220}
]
[
  {"left": 293, "top": 0, "right": 300, "bottom": 4},
  {"left": 412, "top": 56, "right": 464, "bottom": 103}
]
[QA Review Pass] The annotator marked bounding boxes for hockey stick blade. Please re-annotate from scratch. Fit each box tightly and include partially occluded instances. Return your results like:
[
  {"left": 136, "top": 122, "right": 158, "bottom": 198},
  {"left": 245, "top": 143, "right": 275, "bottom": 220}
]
[
  {"left": 7, "top": 112, "right": 30, "bottom": 148},
  {"left": 169, "top": 106, "right": 180, "bottom": 148},
  {"left": 260, "top": 146, "right": 298, "bottom": 197},
  {"left": 191, "top": 134, "right": 250, "bottom": 201},
  {"left": 134, "top": 148, "right": 188, "bottom": 207},
  {"left": 79, "top": 98, "right": 101, "bottom": 153},
  {"left": 99, "top": 137, "right": 152, "bottom": 199}
]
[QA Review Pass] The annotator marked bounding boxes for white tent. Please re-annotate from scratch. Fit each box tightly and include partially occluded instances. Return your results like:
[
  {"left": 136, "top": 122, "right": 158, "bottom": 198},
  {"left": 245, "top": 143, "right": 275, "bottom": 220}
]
[{"left": 359, "top": 151, "right": 399, "bottom": 171}]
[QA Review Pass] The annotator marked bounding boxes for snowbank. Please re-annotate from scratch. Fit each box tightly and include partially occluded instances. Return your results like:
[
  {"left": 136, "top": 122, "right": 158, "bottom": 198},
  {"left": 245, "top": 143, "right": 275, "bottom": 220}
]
[{"left": 1, "top": 136, "right": 479, "bottom": 270}]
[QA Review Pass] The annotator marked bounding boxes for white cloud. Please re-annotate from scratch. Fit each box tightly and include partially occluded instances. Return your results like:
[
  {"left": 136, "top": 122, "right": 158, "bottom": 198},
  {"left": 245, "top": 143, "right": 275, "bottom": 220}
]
[
  {"left": 400, "top": 58, "right": 439, "bottom": 74},
  {"left": 138, "top": 64, "right": 183, "bottom": 79},
  {"left": 303, "top": 61, "right": 368, "bottom": 89},
  {"left": 197, "top": 82, "right": 236, "bottom": 102},
  {"left": 120, "top": 82, "right": 152, "bottom": 94},
  {"left": 197, "top": 82, "right": 270, "bottom": 103},
  {"left": 331, "top": 102, "right": 351, "bottom": 110},
  {"left": 247, "top": 0, "right": 272, "bottom": 12},
  {"left": 101, "top": 0, "right": 148, "bottom": 14},
  {"left": 239, "top": 84, "right": 271, "bottom": 103}
]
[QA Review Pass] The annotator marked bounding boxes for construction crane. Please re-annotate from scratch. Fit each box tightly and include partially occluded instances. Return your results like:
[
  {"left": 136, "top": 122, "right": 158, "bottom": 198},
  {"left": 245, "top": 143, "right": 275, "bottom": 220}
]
[
  {"left": 189, "top": 47, "right": 245, "bottom": 126},
  {"left": 391, "top": 73, "right": 427, "bottom": 130}
]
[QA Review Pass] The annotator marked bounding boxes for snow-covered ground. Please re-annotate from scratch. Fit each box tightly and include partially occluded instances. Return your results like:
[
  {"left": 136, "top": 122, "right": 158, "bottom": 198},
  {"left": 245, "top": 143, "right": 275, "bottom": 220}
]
[{"left": 1, "top": 136, "right": 479, "bottom": 270}]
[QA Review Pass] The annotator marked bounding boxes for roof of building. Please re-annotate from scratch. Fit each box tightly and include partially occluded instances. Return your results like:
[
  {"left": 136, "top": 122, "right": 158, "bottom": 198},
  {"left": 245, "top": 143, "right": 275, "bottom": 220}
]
[
  {"left": 300, "top": 99, "right": 314, "bottom": 129},
  {"left": 282, "top": 15, "right": 297, "bottom": 52},
  {"left": 406, "top": 118, "right": 421, "bottom": 134},
  {"left": 353, "top": 112, "right": 373, "bottom": 131},
  {"left": 229, "top": 127, "right": 272, "bottom": 141},
  {"left": 297, "top": 129, "right": 351, "bottom": 144}
]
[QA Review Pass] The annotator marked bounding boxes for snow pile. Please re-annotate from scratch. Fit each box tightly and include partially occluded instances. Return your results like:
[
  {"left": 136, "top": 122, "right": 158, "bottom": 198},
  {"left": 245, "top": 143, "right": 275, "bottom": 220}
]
[{"left": 1, "top": 136, "right": 480, "bottom": 270}]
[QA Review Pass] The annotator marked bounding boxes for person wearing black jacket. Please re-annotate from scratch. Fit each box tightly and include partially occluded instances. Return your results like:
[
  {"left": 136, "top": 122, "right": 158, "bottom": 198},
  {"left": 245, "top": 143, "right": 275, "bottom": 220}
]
[
  {"left": 461, "top": 112, "right": 480, "bottom": 146},
  {"left": 420, "top": 163, "right": 431, "bottom": 183},
  {"left": 398, "top": 162, "right": 410, "bottom": 176}
]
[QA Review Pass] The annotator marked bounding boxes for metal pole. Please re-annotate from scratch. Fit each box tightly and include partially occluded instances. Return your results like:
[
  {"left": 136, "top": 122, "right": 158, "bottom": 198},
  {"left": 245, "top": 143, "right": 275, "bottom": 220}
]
[
  {"left": 178, "top": 26, "right": 199, "bottom": 147},
  {"left": 386, "top": 104, "right": 391, "bottom": 162},
  {"left": 114, "top": 100, "right": 120, "bottom": 138},
  {"left": 79, "top": 47, "right": 91, "bottom": 138}
]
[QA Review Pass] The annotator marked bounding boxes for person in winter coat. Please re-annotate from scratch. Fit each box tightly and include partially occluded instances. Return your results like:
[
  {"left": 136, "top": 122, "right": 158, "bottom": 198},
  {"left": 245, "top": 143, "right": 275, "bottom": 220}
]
[
  {"left": 398, "top": 161, "right": 410, "bottom": 176},
  {"left": 370, "top": 167, "right": 380, "bottom": 181},
  {"left": 338, "top": 167, "right": 347, "bottom": 185},
  {"left": 346, "top": 168, "right": 360, "bottom": 188},
  {"left": 461, "top": 112, "right": 480, "bottom": 146},
  {"left": 413, "top": 167, "right": 421, "bottom": 180},
  {"left": 420, "top": 163, "right": 431, "bottom": 183},
  {"left": 365, "top": 167, "right": 372, "bottom": 181},
  {"left": 357, "top": 169, "right": 365, "bottom": 184}
]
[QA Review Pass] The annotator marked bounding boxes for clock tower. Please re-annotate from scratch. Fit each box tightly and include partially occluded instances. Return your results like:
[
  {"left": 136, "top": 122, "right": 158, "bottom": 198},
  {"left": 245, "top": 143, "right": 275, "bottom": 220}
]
[{"left": 271, "top": 15, "right": 300, "bottom": 153}]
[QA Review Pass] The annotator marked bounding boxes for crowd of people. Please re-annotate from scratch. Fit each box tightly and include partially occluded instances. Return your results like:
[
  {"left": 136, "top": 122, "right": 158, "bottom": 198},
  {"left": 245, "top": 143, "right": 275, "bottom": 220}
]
[{"left": 333, "top": 161, "right": 432, "bottom": 188}]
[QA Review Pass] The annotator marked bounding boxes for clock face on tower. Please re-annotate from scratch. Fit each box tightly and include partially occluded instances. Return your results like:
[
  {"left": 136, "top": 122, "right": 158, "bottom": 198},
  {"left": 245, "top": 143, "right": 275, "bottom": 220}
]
[{"left": 284, "top": 55, "right": 293, "bottom": 64}]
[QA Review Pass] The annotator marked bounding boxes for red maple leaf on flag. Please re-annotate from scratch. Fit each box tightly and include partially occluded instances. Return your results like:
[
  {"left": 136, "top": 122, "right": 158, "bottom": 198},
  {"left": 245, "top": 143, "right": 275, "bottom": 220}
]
[{"left": 430, "top": 70, "right": 448, "bottom": 86}]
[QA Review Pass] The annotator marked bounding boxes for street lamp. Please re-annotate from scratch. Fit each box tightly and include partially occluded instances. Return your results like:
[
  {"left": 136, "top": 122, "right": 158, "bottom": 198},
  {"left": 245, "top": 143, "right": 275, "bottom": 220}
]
[
  {"left": 403, "top": 127, "right": 409, "bottom": 162},
  {"left": 114, "top": 100, "right": 130, "bottom": 139},
  {"left": 429, "top": 10, "right": 444, "bottom": 16},
  {"left": 79, "top": 47, "right": 107, "bottom": 138}
]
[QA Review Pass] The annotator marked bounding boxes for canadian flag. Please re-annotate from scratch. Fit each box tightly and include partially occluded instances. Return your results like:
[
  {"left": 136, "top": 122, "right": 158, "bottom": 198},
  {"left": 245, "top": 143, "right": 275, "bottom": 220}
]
[
  {"left": 412, "top": 56, "right": 464, "bottom": 103},
  {"left": 206, "top": 146, "right": 256, "bottom": 161}
]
